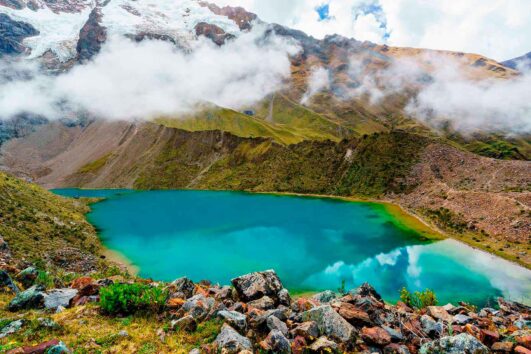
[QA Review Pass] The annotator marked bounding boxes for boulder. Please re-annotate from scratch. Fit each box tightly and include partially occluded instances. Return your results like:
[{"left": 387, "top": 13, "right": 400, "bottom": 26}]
[
  {"left": 291, "top": 321, "right": 319, "bottom": 340},
  {"left": 301, "top": 305, "right": 355, "bottom": 343},
  {"left": 261, "top": 329, "right": 291, "bottom": 353},
  {"left": 215, "top": 286, "right": 233, "bottom": 301},
  {"left": 383, "top": 343, "right": 410, "bottom": 354},
  {"left": 349, "top": 283, "right": 382, "bottom": 301},
  {"left": 332, "top": 301, "right": 372, "bottom": 326},
  {"left": 480, "top": 328, "right": 499, "bottom": 346},
  {"left": 16, "top": 267, "right": 38, "bottom": 289},
  {"left": 10, "top": 339, "right": 62, "bottom": 354},
  {"left": 453, "top": 314, "right": 472, "bottom": 325},
  {"left": 515, "top": 335, "right": 531, "bottom": 349},
  {"left": 171, "top": 315, "right": 197, "bottom": 332},
  {"left": 0, "top": 270, "right": 19, "bottom": 294},
  {"left": 361, "top": 326, "right": 392, "bottom": 346},
  {"left": 308, "top": 336, "right": 339, "bottom": 352},
  {"left": 231, "top": 270, "right": 283, "bottom": 302},
  {"left": 419, "top": 333, "right": 489, "bottom": 354},
  {"left": 214, "top": 323, "right": 253, "bottom": 353},
  {"left": 8, "top": 285, "right": 45, "bottom": 311},
  {"left": 217, "top": 310, "right": 247, "bottom": 332},
  {"left": 291, "top": 336, "right": 307, "bottom": 354},
  {"left": 267, "top": 315, "right": 288, "bottom": 336},
  {"left": 382, "top": 325, "right": 404, "bottom": 342},
  {"left": 0, "top": 319, "right": 24, "bottom": 338},
  {"left": 515, "top": 346, "right": 531, "bottom": 354},
  {"left": 278, "top": 288, "right": 291, "bottom": 306},
  {"left": 182, "top": 294, "right": 215, "bottom": 320},
  {"left": 171, "top": 277, "right": 196, "bottom": 299},
  {"left": 247, "top": 296, "right": 275, "bottom": 310},
  {"left": 71, "top": 277, "right": 100, "bottom": 296},
  {"left": 312, "top": 290, "right": 337, "bottom": 304},
  {"left": 46, "top": 341, "right": 71, "bottom": 354},
  {"left": 44, "top": 289, "right": 78, "bottom": 310},
  {"left": 491, "top": 341, "right": 514, "bottom": 352}
]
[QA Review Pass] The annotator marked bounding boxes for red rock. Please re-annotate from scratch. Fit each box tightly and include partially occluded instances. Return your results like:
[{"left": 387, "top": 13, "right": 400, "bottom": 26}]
[
  {"left": 515, "top": 346, "right": 531, "bottom": 354},
  {"left": 395, "top": 301, "right": 413, "bottom": 313},
  {"left": 491, "top": 341, "right": 514, "bottom": 352},
  {"left": 480, "top": 328, "right": 499, "bottom": 345},
  {"left": 291, "top": 336, "right": 307, "bottom": 354},
  {"left": 516, "top": 336, "right": 531, "bottom": 349},
  {"left": 166, "top": 297, "right": 186, "bottom": 309},
  {"left": 71, "top": 276, "right": 94, "bottom": 290},
  {"left": 332, "top": 302, "right": 372, "bottom": 325},
  {"left": 361, "top": 326, "right": 392, "bottom": 346},
  {"left": 8, "top": 339, "right": 60, "bottom": 354},
  {"left": 464, "top": 323, "right": 481, "bottom": 339},
  {"left": 427, "top": 306, "right": 453, "bottom": 323}
]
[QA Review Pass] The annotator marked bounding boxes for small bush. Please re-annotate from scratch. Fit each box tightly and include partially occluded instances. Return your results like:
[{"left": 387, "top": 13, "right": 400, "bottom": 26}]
[
  {"left": 100, "top": 283, "right": 168, "bottom": 315},
  {"left": 400, "top": 287, "right": 438, "bottom": 309}
]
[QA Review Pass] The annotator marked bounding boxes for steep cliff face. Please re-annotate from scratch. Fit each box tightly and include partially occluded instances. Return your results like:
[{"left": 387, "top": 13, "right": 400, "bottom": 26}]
[{"left": 0, "top": 13, "right": 39, "bottom": 56}]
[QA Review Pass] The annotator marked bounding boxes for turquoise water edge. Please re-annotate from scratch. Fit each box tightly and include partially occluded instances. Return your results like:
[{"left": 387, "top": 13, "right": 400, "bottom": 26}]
[{"left": 53, "top": 189, "right": 531, "bottom": 306}]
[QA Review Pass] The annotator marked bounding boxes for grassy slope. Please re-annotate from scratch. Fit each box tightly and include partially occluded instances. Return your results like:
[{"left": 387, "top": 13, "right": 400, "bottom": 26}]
[{"left": 0, "top": 172, "right": 103, "bottom": 270}]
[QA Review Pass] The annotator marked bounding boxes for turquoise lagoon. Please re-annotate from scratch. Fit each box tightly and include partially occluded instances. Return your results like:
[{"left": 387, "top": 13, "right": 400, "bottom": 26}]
[{"left": 53, "top": 189, "right": 531, "bottom": 306}]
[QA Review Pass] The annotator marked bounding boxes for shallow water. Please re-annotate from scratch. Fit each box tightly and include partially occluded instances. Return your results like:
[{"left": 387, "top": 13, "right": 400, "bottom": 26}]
[{"left": 54, "top": 189, "right": 531, "bottom": 306}]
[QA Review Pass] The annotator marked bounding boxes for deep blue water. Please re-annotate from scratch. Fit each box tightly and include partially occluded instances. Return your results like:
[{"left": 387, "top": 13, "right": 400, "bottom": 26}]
[{"left": 53, "top": 189, "right": 531, "bottom": 306}]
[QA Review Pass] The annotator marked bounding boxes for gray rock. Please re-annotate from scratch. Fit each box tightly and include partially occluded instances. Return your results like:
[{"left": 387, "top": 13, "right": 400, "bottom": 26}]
[
  {"left": 182, "top": 294, "right": 215, "bottom": 320},
  {"left": 231, "top": 270, "right": 283, "bottom": 302},
  {"left": 382, "top": 325, "right": 404, "bottom": 342},
  {"left": 118, "top": 330, "right": 129, "bottom": 337},
  {"left": 37, "top": 317, "right": 60, "bottom": 330},
  {"left": 0, "top": 319, "right": 24, "bottom": 338},
  {"left": 214, "top": 323, "right": 253, "bottom": 353},
  {"left": 420, "top": 315, "right": 443, "bottom": 338},
  {"left": 0, "top": 270, "right": 19, "bottom": 294},
  {"left": 309, "top": 336, "right": 338, "bottom": 352},
  {"left": 301, "top": 305, "right": 355, "bottom": 343},
  {"left": 189, "top": 349, "right": 200, "bottom": 354},
  {"left": 16, "top": 266, "right": 38, "bottom": 289},
  {"left": 218, "top": 310, "right": 247, "bottom": 332},
  {"left": 453, "top": 314, "right": 472, "bottom": 325},
  {"left": 263, "top": 329, "right": 291, "bottom": 353},
  {"left": 171, "top": 277, "right": 195, "bottom": 299},
  {"left": 247, "top": 295, "right": 275, "bottom": 310},
  {"left": 312, "top": 290, "right": 337, "bottom": 304},
  {"left": 291, "top": 321, "right": 320, "bottom": 340},
  {"left": 44, "top": 288, "right": 78, "bottom": 310},
  {"left": 171, "top": 315, "right": 197, "bottom": 332},
  {"left": 267, "top": 315, "right": 288, "bottom": 336},
  {"left": 349, "top": 282, "right": 382, "bottom": 300},
  {"left": 419, "top": 333, "right": 489, "bottom": 354},
  {"left": 46, "top": 341, "right": 71, "bottom": 354},
  {"left": 8, "top": 284, "right": 45, "bottom": 311},
  {"left": 278, "top": 288, "right": 291, "bottom": 306}
]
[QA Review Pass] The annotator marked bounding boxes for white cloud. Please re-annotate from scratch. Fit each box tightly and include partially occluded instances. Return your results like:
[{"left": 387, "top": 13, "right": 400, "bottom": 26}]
[
  {"left": 301, "top": 66, "right": 331, "bottom": 105},
  {"left": 212, "top": 0, "right": 531, "bottom": 61},
  {"left": 0, "top": 27, "right": 299, "bottom": 121}
]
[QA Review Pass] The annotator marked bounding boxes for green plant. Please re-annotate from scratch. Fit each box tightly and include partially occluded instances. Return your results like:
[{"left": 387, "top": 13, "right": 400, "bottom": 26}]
[
  {"left": 337, "top": 279, "right": 347, "bottom": 295},
  {"left": 400, "top": 287, "right": 438, "bottom": 309},
  {"left": 99, "top": 283, "right": 168, "bottom": 315}
]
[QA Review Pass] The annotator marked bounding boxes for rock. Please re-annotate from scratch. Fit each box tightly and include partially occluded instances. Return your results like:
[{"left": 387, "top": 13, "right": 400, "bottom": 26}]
[
  {"left": 278, "top": 288, "right": 291, "bottom": 306},
  {"left": 515, "top": 346, "right": 531, "bottom": 354},
  {"left": 231, "top": 270, "right": 283, "bottom": 302},
  {"left": 498, "top": 298, "right": 531, "bottom": 314},
  {"left": 171, "top": 277, "right": 196, "bottom": 299},
  {"left": 516, "top": 335, "right": 531, "bottom": 349},
  {"left": 308, "top": 336, "right": 339, "bottom": 352},
  {"left": 361, "top": 326, "right": 392, "bottom": 346},
  {"left": 44, "top": 288, "right": 78, "bottom": 310},
  {"left": 491, "top": 341, "right": 514, "bottom": 352},
  {"left": 46, "top": 341, "right": 71, "bottom": 354},
  {"left": 301, "top": 305, "right": 355, "bottom": 343},
  {"left": 312, "top": 290, "right": 337, "bottom": 304},
  {"left": 427, "top": 306, "right": 454, "bottom": 323},
  {"left": 332, "top": 301, "right": 372, "bottom": 326},
  {"left": 261, "top": 329, "right": 291, "bottom": 353},
  {"left": 56, "top": 306, "right": 66, "bottom": 313},
  {"left": 291, "top": 336, "right": 307, "bottom": 354},
  {"left": 480, "top": 328, "right": 499, "bottom": 346},
  {"left": 217, "top": 310, "right": 247, "bottom": 332},
  {"left": 453, "top": 314, "right": 472, "bottom": 325},
  {"left": 8, "top": 285, "right": 45, "bottom": 311},
  {"left": 267, "top": 315, "right": 288, "bottom": 336},
  {"left": 71, "top": 277, "right": 100, "bottom": 297},
  {"left": 215, "top": 286, "right": 233, "bottom": 301},
  {"left": 382, "top": 326, "right": 404, "bottom": 342},
  {"left": 247, "top": 296, "right": 275, "bottom": 310},
  {"left": 292, "top": 297, "right": 317, "bottom": 312},
  {"left": 384, "top": 343, "right": 411, "bottom": 354},
  {"left": 0, "top": 270, "right": 19, "bottom": 294},
  {"left": 182, "top": 294, "right": 215, "bottom": 320},
  {"left": 166, "top": 297, "right": 186, "bottom": 309},
  {"left": 214, "top": 323, "right": 253, "bottom": 353},
  {"left": 16, "top": 267, "right": 38, "bottom": 289},
  {"left": 349, "top": 283, "right": 382, "bottom": 301},
  {"left": 10, "top": 339, "right": 61, "bottom": 354},
  {"left": 188, "top": 349, "right": 200, "bottom": 354},
  {"left": 171, "top": 315, "right": 197, "bottom": 332},
  {"left": 0, "top": 319, "right": 24, "bottom": 338},
  {"left": 419, "top": 333, "right": 489, "bottom": 354},
  {"left": 291, "top": 321, "right": 320, "bottom": 340},
  {"left": 420, "top": 315, "right": 443, "bottom": 337},
  {"left": 37, "top": 318, "right": 60, "bottom": 330}
]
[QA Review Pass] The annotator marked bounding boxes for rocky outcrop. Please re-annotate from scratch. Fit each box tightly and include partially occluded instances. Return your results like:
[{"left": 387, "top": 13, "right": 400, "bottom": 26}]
[
  {"left": 76, "top": 7, "right": 106, "bottom": 62},
  {"left": 0, "top": 13, "right": 39, "bottom": 56},
  {"left": 199, "top": 2, "right": 258, "bottom": 31},
  {"left": 195, "top": 22, "right": 234, "bottom": 46}
]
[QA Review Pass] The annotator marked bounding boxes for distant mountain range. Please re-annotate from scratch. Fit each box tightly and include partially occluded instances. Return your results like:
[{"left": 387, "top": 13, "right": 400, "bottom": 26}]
[{"left": 502, "top": 51, "right": 531, "bottom": 71}]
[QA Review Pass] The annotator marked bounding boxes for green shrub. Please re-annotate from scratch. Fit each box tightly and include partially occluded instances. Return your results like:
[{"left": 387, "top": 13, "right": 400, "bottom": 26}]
[
  {"left": 99, "top": 283, "right": 168, "bottom": 315},
  {"left": 400, "top": 287, "right": 438, "bottom": 309}
]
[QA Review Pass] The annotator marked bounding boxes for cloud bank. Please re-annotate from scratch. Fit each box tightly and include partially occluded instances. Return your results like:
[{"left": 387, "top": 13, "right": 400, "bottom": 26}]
[
  {"left": 300, "top": 66, "right": 330, "bottom": 105},
  {"left": 0, "top": 27, "right": 299, "bottom": 121}
]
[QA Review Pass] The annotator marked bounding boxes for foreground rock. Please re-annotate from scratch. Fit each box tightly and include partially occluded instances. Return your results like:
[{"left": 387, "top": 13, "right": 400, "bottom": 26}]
[
  {"left": 419, "top": 333, "right": 490, "bottom": 353},
  {"left": 214, "top": 324, "right": 253, "bottom": 353}
]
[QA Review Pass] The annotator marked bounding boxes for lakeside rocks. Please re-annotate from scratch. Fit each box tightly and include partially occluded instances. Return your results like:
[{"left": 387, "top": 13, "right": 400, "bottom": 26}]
[{"left": 3, "top": 269, "right": 530, "bottom": 353}]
